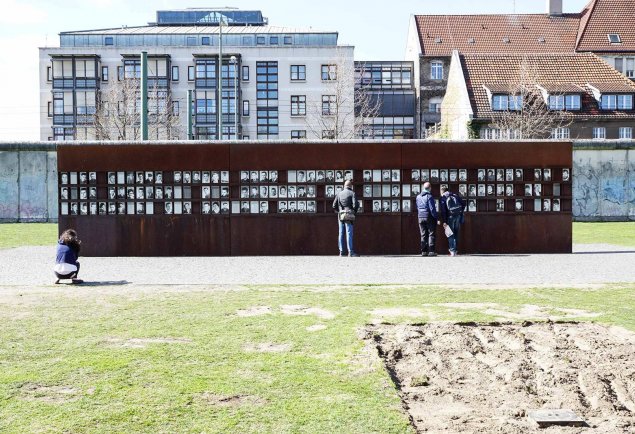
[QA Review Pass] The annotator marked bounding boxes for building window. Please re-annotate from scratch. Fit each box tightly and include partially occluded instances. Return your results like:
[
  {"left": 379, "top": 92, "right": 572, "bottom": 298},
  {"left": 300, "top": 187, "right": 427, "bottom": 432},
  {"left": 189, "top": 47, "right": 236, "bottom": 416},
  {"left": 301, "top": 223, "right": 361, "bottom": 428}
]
[
  {"left": 291, "top": 95, "right": 306, "bottom": 116},
  {"left": 47, "top": 101, "right": 52, "bottom": 117},
  {"left": 117, "top": 66, "right": 123, "bottom": 81},
  {"left": 257, "top": 107, "right": 279, "bottom": 136},
  {"left": 47, "top": 67, "right": 52, "bottom": 82},
  {"left": 256, "top": 61, "right": 278, "bottom": 100},
  {"left": 626, "top": 58, "right": 635, "bottom": 78},
  {"left": 291, "top": 65, "right": 306, "bottom": 81},
  {"left": 105, "top": 36, "right": 114, "bottom": 46},
  {"left": 601, "top": 94, "right": 634, "bottom": 110},
  {"left": 551, "top": 127, "right": 570, "bottom": 139},
  {"left": 256, "top": 36, "right": 265, "bottom": 45},
  {"left": 172, "top": 101, "right": 180, "bottom": 116},
  {"left": 593, "top": 127, "right": 606, "bottom": 139},
  {"left": 550, "top": 94, "right": 581, "bottom": 110},
  {"left": 53, "top": 127, "right": 74, "bottom": 141},
  {"left": 270, "top": 36, "right": 278, "bottom": 45},
  {"left": 322, "top": 95, "right": 336, "bottom": 115},
  {"left": 186, "top": 36, "right": 197, "bottom": 46},
  {"left": 284, "top": 35, "right": 293, "bottom": 45},
  {"left": 566, "top": 94, "right": 581, "bottom": 110},
  {"left": 123, "top": 59, "right": 141, "bottom": 79},
  {"left": 170, "top": 65, "right": 178, "bottom": 81},
  {"left": 243, "top": 100, "right": 250, "bottom": 116},
  {"left": 242, "top": 65, "right": 249, "bottom": 81},
  {"left": 430, "top": 61, "right": 443, "bottom": 80},
  {"left": 201, "top": 36, "right": 210, "bottom": 46},
  {"left": 428, "top": 97, "right": 442, "bottom": 113},
  {"left": 188, "top": 66, "right": 195, "bottom": 81},
  {"left": 608, "top": 34, "right": 621, "bottom": 44},
  {"left": 492, "top": 94, "right": 522, "bottom": 111},
  {"left": 619, "top": 127, "right": 633, "bottom": 139},
  {"left": 101, "top": 66, "right": 108, "bottom": 82},
  {"left": 321, "top": 64, "right": 337, "bottom": 81},
  {"left": 291, "top": 130, "right": 306, "bottom": 139},
  {"left": 322, "top": 130, "right": 335, "bottom": 139}
]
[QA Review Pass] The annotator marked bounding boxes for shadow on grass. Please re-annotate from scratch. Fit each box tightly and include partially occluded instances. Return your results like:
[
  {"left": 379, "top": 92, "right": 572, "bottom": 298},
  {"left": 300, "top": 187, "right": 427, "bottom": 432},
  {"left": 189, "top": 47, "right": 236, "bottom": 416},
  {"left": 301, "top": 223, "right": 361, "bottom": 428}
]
[{"left": 58, "top": 280, "right": 130, "bottom": 287}]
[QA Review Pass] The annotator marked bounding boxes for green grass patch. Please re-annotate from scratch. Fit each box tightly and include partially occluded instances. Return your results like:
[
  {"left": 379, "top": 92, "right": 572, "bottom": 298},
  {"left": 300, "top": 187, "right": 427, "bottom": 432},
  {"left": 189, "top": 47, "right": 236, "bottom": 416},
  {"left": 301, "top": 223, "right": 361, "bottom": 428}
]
[
  {"left": 0, "top": 284, "right": 633, "bottom": 433},
  {"left": 573, "top": 222, "right": 635, "bottom": 247},
  {"left": 0, "top": 223, "right": 57, "bottom": 249}
]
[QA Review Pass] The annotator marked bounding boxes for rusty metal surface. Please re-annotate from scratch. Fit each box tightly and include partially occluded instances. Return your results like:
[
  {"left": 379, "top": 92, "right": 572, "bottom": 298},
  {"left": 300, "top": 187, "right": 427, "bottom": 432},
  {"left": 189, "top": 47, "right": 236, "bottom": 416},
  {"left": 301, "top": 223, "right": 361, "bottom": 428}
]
[{"left": 58, "top": 141, "right": 572, "bottom": 256}]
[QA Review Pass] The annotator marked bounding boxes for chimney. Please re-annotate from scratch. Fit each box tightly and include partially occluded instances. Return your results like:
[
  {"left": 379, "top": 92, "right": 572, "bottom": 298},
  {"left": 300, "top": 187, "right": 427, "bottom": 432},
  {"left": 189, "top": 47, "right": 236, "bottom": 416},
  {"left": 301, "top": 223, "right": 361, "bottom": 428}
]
[{"left": 547, "top": 0, "right": 563, "bottom": 16}]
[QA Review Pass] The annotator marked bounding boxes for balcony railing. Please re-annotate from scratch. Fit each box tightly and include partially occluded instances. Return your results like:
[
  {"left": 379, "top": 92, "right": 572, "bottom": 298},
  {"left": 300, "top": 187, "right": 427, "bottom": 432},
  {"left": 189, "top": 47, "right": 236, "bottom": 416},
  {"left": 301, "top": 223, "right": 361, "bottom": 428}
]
[{"left": 53, "top": 114, "right": 75, "bottom": 125}]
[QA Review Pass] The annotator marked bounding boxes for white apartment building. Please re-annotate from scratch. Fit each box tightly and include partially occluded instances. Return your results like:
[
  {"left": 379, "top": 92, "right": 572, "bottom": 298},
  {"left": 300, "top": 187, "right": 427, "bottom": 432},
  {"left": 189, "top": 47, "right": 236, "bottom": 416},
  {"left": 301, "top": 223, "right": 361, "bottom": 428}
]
[{"left": 39, "top": 9, "right": 354, "bottom": 141}]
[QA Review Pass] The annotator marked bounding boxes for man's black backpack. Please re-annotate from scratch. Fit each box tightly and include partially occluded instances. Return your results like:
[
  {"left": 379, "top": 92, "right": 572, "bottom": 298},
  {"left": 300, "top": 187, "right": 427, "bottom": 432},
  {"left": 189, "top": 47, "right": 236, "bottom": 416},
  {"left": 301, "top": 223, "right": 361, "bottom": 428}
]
[{"left": 446, "top": 194, "right": 463, "bottom": 216}]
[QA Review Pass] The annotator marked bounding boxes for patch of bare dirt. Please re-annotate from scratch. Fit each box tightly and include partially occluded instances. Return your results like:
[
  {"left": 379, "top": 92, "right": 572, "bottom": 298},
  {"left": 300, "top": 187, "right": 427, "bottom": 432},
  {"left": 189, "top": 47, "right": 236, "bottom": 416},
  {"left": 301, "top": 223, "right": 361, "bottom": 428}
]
[
  {"left": 236, "top": 306, "right": 273, "bottom": 317},
  {"left": 18, "top": 383, "right": 80, "bottom": 403},
  {"left": 243, "top": 342, "right": 291, "bottom": 353},
  {"left": 105, "top": 337, "right": 192, "bottom": 348},
  {"left": 280, "top": 305, "right": 335, "bottom": 319},
  {"left": 365, "top": 322, "right": 635, "bottom": 433},
  {"left": 197, "top": 392, "right": 266, "bottom": 407}
]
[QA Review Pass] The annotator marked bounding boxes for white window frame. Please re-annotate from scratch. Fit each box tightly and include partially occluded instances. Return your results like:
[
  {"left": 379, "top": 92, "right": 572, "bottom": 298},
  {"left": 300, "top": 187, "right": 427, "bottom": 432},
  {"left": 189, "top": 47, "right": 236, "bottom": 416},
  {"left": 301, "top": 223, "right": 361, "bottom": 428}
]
[
  {"left": 430, "top": 61, "right": 443, "bottom": 80},
  {"left": 551, "top": 127, "right": 570, "bottom": 139},
  {"left": 619, "top": 127, "right": 633, "bottom": 139},
  {"left": 592, "top": 127, "right": 606, "bottom": 139},
  {"left": 291, "top": 95, "right": 306, "bottom": 116},
  {"left": 242, "top": 100, "right": 250, "bottom": 116},
  {"left": 171, "top": 65, "right": 179, "bottom": 81}
]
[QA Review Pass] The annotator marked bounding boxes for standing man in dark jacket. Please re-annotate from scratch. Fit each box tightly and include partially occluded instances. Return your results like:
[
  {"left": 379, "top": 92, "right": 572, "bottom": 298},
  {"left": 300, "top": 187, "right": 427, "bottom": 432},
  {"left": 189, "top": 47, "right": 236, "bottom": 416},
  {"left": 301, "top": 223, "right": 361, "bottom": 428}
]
[
  {"left": 333, "top": 180, "right": 360, "bottom": 257},
  {"left": 439, "top": 186, "right": 465, "bottom": 256},
  {"left": 415, "top": 182, "right": 439, "bottom": 256}
]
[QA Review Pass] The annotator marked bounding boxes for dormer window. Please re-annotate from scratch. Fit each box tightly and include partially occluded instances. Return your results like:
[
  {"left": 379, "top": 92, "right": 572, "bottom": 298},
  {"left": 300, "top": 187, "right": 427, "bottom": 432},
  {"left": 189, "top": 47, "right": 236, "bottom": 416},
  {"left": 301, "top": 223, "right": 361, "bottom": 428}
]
[
  {"left": 502, "top": 37, "right": 510, "bottom": 44},
  {"left": 608, "top": 34, "right": 621, "bottom": 44},
  {"left": 600, "top": 94, "right": 633, "bottom": 110},
  {"left": 468, "top": 38, "right": 475, "bottom": 44},
  {"left": 492, "top": 94, "right": 522, "bottom": 111},
  {"left": 434, "top": 37, "right": 442, "bottom": 44},
  {"left": 538, "top": 37, "right": 546, "bottom": 44},
  {"left": 549, "top": 94, "right": 581, "bottom": 110}
]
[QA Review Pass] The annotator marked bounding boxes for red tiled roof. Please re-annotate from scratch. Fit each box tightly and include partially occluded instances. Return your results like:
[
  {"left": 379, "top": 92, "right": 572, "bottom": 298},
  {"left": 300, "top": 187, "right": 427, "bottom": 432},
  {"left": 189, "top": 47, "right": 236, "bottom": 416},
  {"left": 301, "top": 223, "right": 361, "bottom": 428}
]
[
  {"left": 415, "top": 14, "right": 581, "bottom": 56},
  {"left": 460, "top": 53, "right": 635, "bottom": 120},
  {"left": 577, "top": 0, "right": 635, "bottom": 52}
]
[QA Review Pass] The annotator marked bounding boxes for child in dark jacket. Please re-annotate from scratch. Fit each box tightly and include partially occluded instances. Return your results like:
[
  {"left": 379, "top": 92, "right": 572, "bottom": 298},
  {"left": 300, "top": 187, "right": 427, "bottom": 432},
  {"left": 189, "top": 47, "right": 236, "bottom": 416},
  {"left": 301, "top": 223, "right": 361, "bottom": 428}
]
[{"left": 54, "top": 229, "right": 83, "bottom": 284}]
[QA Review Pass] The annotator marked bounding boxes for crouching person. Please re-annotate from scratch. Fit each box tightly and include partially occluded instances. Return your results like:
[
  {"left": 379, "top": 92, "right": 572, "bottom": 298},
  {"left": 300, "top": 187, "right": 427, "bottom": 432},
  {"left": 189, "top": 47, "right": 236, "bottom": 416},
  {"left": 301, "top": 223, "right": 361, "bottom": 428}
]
[{"left": 54, "top": 229, "right": 83, "bottom": 284}]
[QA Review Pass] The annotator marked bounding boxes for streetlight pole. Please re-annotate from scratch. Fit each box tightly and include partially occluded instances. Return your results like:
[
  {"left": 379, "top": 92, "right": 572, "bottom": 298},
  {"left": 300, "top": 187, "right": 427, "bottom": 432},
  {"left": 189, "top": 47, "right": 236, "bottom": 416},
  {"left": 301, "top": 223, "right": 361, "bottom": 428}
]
[
  {"left": 217, "top": 17, "right": 223, "bottom": 140},
  {"left": 230, "top": 55, "right": 238, "bottom": 140}
]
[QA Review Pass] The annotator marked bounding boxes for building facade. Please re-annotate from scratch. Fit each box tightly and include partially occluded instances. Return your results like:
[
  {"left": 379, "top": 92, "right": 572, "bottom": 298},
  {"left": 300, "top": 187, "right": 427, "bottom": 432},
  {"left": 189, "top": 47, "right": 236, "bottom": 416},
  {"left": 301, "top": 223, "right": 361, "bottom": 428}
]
[
  {"left": 354, "top": 61, "right": 416, "bottom": 139},
  {"left": 39, "top": 9, "right": 354, "bottom": 141},
  {"left": 406, "top": 0, "right": 635, "bottom": 138}
]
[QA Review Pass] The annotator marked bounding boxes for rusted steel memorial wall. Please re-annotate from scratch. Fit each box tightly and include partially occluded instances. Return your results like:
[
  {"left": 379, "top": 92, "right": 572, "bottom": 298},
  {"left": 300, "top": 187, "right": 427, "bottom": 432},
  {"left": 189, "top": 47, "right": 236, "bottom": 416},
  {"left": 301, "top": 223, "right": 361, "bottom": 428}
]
[{"left": 57, "top": 141, "right": 572, "bottom": 256}]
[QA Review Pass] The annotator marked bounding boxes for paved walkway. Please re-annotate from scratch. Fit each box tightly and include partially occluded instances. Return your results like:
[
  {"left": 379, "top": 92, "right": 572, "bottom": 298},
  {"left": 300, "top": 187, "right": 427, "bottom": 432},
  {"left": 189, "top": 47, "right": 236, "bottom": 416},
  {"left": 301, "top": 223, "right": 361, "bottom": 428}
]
[{"left": 4, "top": 244, "right": 635, "bottom": 287}]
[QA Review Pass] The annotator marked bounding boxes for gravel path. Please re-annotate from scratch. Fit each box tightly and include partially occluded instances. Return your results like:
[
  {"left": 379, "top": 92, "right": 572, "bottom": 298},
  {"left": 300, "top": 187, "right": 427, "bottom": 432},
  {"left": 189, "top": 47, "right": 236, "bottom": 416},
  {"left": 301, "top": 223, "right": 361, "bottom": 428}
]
[{"left": 3, "top": 244, "right": 635, "bottom": 286}]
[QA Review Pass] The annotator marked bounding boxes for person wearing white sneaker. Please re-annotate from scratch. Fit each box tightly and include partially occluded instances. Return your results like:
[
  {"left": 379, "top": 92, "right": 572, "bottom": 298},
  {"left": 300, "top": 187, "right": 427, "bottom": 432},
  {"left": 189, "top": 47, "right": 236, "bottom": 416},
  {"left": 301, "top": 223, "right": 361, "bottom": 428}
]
[{"left": 54, "top": 229, "right": 83, "bottom": 284}]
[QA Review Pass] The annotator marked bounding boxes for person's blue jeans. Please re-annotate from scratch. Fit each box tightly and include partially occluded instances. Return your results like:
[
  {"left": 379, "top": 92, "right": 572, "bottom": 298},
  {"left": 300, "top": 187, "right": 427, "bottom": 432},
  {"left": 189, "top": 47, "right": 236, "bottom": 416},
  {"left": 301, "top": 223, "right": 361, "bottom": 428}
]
[
  {"left": 338, "top": 221, "right": 354, "bottom": 255},
  {"left": 447, "top": 215, "right": 461, "bottom": 253}
]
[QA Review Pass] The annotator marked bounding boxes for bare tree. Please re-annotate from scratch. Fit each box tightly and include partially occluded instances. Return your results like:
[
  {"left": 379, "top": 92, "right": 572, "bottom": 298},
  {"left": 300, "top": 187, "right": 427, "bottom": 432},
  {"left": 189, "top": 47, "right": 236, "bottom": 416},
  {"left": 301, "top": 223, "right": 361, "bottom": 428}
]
[
  {"left": 94, "top": 78, "right": 181, "bottom": 140},
  {"left": 304, "top": 50, "right": 359, "bottom": 139},
  {"left": 489, "top": 59, "right": 572, "bottom": 139},
  {"left": 353, "top": 64, "right": 383, "bottom": 139}
]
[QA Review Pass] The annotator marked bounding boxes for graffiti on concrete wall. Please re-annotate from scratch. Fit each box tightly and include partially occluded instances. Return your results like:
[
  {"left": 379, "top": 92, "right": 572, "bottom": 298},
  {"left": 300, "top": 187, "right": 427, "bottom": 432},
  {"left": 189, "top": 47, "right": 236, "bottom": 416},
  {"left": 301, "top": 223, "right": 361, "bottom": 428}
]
[
  {"left": 573, "top": 150, "right": 634, "bottom": 220},
  {"left": 0, "top": 152, "right": 19, "bottom": 220}
]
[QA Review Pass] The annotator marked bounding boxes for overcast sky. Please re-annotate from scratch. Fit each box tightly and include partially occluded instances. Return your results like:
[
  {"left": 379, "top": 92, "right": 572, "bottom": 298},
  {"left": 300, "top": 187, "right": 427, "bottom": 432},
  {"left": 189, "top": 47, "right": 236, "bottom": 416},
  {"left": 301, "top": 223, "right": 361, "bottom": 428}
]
[{"left": 0, "top": 0, "right": 589, "bottom": 140}]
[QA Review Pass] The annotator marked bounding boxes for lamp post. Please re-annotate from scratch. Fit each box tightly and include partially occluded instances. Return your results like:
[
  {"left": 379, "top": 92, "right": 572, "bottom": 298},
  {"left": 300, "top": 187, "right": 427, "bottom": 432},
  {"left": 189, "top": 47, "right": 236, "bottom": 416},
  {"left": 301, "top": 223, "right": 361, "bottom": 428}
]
[
  {"left": 230, "top": 55, "right": 238, "bottom": 140},
  {"left": 217, "top": 17, "right": 223, "bottom": 140}
]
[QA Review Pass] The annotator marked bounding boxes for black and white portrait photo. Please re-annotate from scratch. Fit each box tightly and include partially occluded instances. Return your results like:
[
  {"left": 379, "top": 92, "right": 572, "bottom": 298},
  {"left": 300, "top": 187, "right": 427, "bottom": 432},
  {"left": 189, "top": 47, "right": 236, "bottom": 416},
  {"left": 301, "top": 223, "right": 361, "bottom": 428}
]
[
  {"left": 240, "top": 186, "right": 248, "bottom": 199},
  {"left": 496, "top": 199, "right": 504, "bottom": 212},
  {"left": 212, "top": 202, "right": 221, "bottom": 215},
  {"left": 411, "top": 169, "right": 420, "bottom": 182},
  {"left": 288, "top": 201, "right": 298, "bottom": 213},
  {"left": 553, "top": 198, "right": 561, "bottom": 212},
  {"left": 288, "top": 186, "right": 297, "bottom": 198},
  {"left": 260, "top": 186, "right": 269, "bottom": 199},
  {"left": 145, "top": 171, "right": 154, "bottom": 184},
  {"left": 183, "top": 201, "right": 192, "bottom": 214},
  {"left": 458, "top": 169, "right": 467, "bottom": 182},
  {"left": 467, "top": 199, "right": 476, "bottom": 212},
  {"left": 487, "top": 169, "right": 495, "bottom": 182},
  {"left": 515, "top": 199, "right": 523, "bottom": 211},
  {"left": 420, "top": 170, "right": 429, "bottom": 182},
  {"left": 203, "top": 186, "right": 211, "bottom": 199},
  {"left": 79, "top": 172, "right": 88, "bottom": 185},
  {"left": 296, "top": 186, "right": 306, "bottom": 198},
  {"left": 136, "top": 186, "right": 145, "bottom": 200},
  {"left": 449, "top": 170, "right": 457, "bottom": 182},
  {"left": 534, "top": 168, "right": 542, "bottom": 181},
  {"left": 364, "top": 170, "right": 373, "bottom": 182},
  {"left": 155, "top": 187, "right": 163, "bottom": 199},
  {"left": 543, "top": 168, "right": 552, "bottom": 182},
  {"left": 487, "top": 184, "right": 495, "bottom": 196},
  {"left": 326, "top": 185, "right": 335, "bottom": 198},
  {"left": 496, "top": 169, "right": 504, "bottom": 182},
  {"left": 173, "top": 171, "right": 182, "bottom": 183},
  {"left": 89, "top": 202, "right": 98, "bottom": 215},
  {"left": 307, "top": 171, "right": 316, "bottom": 182},
  {"left": 240, "top": 171, "right": 249, "bottom": 183},
  {"left": 60, "top": 187, "right": 69, "bottom": 200},
  {"left": 278, "top": 201, "right": 288, "bottom": 213},
  {"left": 250, "top": 171, "right": 259, "bottom": 183},
  {"left": 477, "top": 169, "right": 486, "bottom": 182},
  {"left": 135, "top": 202, "right": 145, "bottom": 215},
  {"left": 117, "top": 202, "right": 126, "bottom": 215},
  {"left": 145, "top": 186, "right": 154, "bottom": 199},
  {"left": 458, "top": 184, "right": 467, "bottom": 197},
  {"left": 250, "top": 186, "right": 259, "bottom": 198},
  {"left": 391, "top": 185, "right": 400, "bottom": 197},
  {"left": 136, "top": 171, "right": 144, "bottom": 184},
  {"left": 506, "top": 184, "right": 514, "bottom": 196},
  {"left": 307, "top": 201, "right": 316, "bottom": 213},
  {"left": 126, "top": 172, "right": 135, "bottom": 184},
  {"left": 372, "top": 200, "right": 381, "bottom": 213},
  {"left": 562, "top": 168, "right": 570, "bottom": 182},
  {"left": 468, "top": 184, "right": 476, "bottom": 197},
  {"left": 211, "top": 171, "right": 220, "bottom": 183},
  {"left": 505, "top": 169, "right": 514, "bottom": 182},
  {"left": 307, "top": 186, "right": 316, "bottom": 198},
  {"left": 241, "top": 201, "right": 250, "bottom": 213},
  {"left": 108, "top": 172, "right": 116, "bottom": 184},
  {"left": 381, "top": 169, "right": 390, "bottom": 182},
  {"left": 202, "top": 201, "right": 211, "bottom": 214},
  {"left": 80, "top": 188, "right": 89, "bottom": 200},
  {"left": 326, "top": 170, "right": 334, "bottom": 182},
  {"left": 439, "top": 169, "right": 448, "bottom": 182},
  {"left": 89, "top": 187, "right": 97, "bottom": 199},
  {"left": 363, "top": 185, "right": 372, "bottom": 198},
  {"left": 221, "top": 202, "right": 230, "bottom": 214},
  {"left": 382, "top": 200, "right": 390, "bottom": 212},
  {"left": 221, "top": 186, "right": 230, "bottom": 198},
  {"left": 164, "top": 186, "right": 173, "bottom": 199},
  {"left": 269, "top": 186, "right": 278, "bottom": 198},
  {"left": 515, "top": 168, "right": 524, "bottom": 181},
  {"left": 412, "top": 184, "right": 421, "bottom": 196},
  {"left": 391, "top": 170, "right": 400, "bottom": 182},
  {"left": 525, "top": 184, "right": 533, "bottom": 196},
  {"left": 534, "top": 183, "right": 542, "bottom": 197},
  {"left": 260, "top": 171, "right": 269, "bottom": 183},
  {"left": 192, "top": 171, "right": 201, "bottom": 183},
  {"left": 202, "top": 171, "right": 211, "bottom": 184},
  {"left": 269, "top": 171, "right": 278, "bottom": 183},
  {"left": 183, "top": 171, "right": 192, "bottom": 184},
  {"left": 278, "top": 185, "right": 288, "bottom": 198},
  {"left": 297, "top": 170, "right": 306, "bottom": 183},
  {"left": 543, "top": 199, "right": 551, "bottom": 212},
  {"left": 495, "top": 184, "right": 504, "bottom": 196},
  {"left": 80, "top": 202, "right": 89, "bottom": 215},
  {"left": 430, "top": 169, "right": 439, "bottom": 182},
  {"left": 402, "top": 200, "right": 411, "bottom": 213},
  {"left": 478, "top": 184, "right": 485, "bottom": 197},
  {"left": 60, "top": 172, "right": 69, "bottom": 185},
  {"left": 391, "top": 200, "right": 400, "bottom": 213}
]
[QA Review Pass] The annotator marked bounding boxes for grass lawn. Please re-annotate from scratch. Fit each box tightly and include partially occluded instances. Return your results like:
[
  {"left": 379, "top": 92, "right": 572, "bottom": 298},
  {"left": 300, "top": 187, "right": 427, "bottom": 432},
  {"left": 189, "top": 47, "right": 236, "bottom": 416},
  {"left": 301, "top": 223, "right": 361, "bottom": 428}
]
[
  {"left": 572, "top": 221, "right": 635, "bottom": 247},
  {"left": 0, "top": 283, "right": 634, "bottom": 433},
  {"left": 1, "top": 222, "right": 634, "bottom": 250}
]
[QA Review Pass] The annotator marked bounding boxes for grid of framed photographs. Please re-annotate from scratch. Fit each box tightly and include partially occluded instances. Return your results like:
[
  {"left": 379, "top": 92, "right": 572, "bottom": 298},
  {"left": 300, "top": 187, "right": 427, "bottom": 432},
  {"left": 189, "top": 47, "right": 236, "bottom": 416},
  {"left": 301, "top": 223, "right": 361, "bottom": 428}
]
[
  {"left": 58, "top": 170, "right": 230, "bottom": 215},
  {"left": 59, "top": 167, "right": 571, "bottom": 216}
]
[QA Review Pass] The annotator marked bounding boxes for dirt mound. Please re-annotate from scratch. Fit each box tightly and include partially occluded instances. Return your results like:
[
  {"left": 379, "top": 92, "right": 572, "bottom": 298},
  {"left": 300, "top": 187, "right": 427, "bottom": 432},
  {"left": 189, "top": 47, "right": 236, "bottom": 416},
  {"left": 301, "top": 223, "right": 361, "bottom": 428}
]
[{"left": 366, "top": 322, "right": 635, "bottom": 433}]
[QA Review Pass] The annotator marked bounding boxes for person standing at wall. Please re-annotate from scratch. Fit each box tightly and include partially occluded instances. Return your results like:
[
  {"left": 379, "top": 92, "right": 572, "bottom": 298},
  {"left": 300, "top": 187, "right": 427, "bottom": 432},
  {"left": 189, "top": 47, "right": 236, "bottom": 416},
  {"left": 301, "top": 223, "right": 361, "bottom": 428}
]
[
  {"left": 332, "top": 179, "right": 360, "bottom": 257},
  {"left": 439, "top": 185, "right": 465, "bottom": 256},
  {"left": 416, "top": 182, "right": 440, "bottom": 256},
  {"left": 54, "top": 229, "right": 83, "bottom": 284}
]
